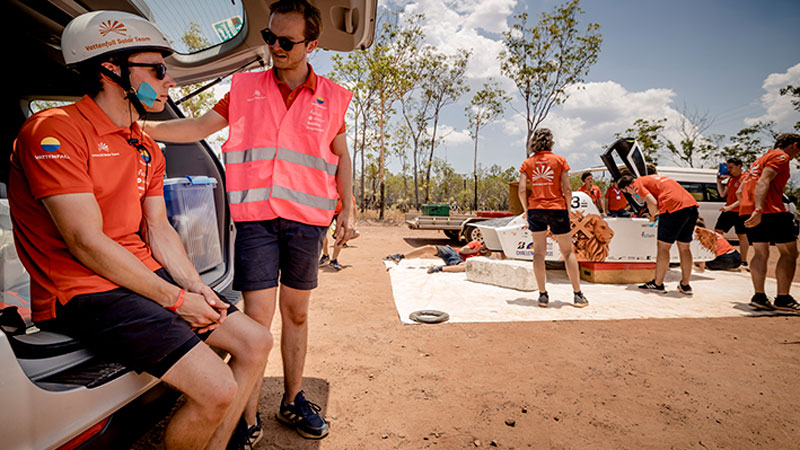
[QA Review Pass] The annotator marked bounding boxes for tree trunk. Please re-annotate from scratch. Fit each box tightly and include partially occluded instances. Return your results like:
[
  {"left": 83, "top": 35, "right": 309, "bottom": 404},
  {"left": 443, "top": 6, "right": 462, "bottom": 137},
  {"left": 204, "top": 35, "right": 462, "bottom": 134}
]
[
  {"left": 425, "top": 115, "right": 440, "bottom": 203},
  {"left": 473, "top": 122, "right": 480, "bottom": 211},
  {"left": 378, "top": 95, "right": 386, "bottom": 219}
]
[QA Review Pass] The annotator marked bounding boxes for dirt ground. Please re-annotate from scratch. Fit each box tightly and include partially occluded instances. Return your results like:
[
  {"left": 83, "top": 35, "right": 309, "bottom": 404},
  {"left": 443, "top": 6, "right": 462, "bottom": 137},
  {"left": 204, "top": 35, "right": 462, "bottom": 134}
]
[
  {"left": 235, "top": 223, "right": 798, "bottom": 450},
  {"left": 137, "top": 222, "right": 799, "bottom": 449}
]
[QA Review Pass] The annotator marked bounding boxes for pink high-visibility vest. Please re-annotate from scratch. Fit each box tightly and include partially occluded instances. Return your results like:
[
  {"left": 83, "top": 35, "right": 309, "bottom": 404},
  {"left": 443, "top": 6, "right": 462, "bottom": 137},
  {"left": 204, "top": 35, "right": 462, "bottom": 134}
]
[{"left": 222, "top": 69, "right": 352, "bottom": 226}]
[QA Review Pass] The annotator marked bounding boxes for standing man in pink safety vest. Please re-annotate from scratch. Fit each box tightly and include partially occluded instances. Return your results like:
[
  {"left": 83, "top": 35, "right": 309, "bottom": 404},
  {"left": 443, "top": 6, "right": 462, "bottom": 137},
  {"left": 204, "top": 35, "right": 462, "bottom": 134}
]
[{"left": 143, "top": 0, "right": 353, "bottom": 442}]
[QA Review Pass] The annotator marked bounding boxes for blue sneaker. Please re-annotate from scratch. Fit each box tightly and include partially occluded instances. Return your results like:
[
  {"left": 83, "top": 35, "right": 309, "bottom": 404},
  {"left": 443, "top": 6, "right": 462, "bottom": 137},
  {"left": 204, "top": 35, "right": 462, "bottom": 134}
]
[{"left": 276, "top": 391, "right": 329, "bottom": 439}]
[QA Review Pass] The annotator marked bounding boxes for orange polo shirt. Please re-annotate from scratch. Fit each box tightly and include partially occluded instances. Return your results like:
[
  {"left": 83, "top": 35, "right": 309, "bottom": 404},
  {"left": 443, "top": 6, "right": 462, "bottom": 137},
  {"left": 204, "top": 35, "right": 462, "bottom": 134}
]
[
  {"left": 739, "top": 149, "right": 791, "bottom": 215},
  {"left": 632, "top": 175, "right": 698, "bottom": 215},
  {"left": 9, "top": 96, "right": 164, "bottom": 322},
  {"left": 578, "top": 184, "right": 602, "bottom": 209},
  {"left": 214, "top": 64, "right": 346, "bottom": 135},
  {"left": 605, "top": 185, "right": 628, "bottom": 211},
  {"left": 520, "top": 151, "right": 570, "bottom": 210}
]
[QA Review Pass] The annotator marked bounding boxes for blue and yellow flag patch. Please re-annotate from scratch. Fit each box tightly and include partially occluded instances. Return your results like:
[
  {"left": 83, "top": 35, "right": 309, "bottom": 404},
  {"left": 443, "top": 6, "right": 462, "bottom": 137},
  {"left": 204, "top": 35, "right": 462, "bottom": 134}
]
[{"left": 40, "top": 137, "right": 61, "bottom": 152}]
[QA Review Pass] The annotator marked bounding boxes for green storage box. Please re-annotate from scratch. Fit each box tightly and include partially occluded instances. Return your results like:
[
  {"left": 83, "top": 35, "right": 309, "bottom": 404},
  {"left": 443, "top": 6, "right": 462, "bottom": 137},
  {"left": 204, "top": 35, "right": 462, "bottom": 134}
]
[{"left": 421, "top": 203, "right": 450, "bottom": 216}]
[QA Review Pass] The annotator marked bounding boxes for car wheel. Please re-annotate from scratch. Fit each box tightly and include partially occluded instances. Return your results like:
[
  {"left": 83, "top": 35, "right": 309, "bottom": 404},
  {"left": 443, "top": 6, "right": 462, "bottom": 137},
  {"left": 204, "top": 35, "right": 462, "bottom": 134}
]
[{"left": 464, "top": 225, "right": 482, "bottom": 243}]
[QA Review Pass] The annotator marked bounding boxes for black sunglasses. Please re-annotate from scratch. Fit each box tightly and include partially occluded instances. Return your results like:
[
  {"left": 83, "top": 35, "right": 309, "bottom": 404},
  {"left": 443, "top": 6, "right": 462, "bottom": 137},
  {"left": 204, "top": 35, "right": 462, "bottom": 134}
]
[
  {"left": 127, "top": 62, "right": 168, "bottom": 80},
  {"left": 261, "top": 28, "right": 310, "bottom": 52}
]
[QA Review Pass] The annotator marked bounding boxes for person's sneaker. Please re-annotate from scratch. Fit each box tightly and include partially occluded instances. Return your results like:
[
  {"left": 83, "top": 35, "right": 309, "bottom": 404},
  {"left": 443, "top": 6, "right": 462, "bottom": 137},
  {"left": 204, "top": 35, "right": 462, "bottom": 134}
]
[
  {"left": 538, "top": 291, "right": 549, "bottom": 308},
  {"left": 276, "top": 391, "right": 329, "bottom": 439},
  {"left": 749, "top": 293, "right": 775, "bottom": 311},
  {"left": 773, "top": 295, "right": 800, "bottom": 314},
  {"left": 329, "top": 259, "right": 343, "bottom": 271},
  {"left": 427, "top": 265, "right": 443, "bottom": 274},
  {"left": 226, "top": 417, "right": 254, "bottom": 450},
  {"left": 247, "top": 413, "right": 263, "bottom": 447},
  {"left": 319, "top": 255, "right": 330, "bottom": 266},
  {"left": 383, "top": 253, "right": 404, "bottom": 264},
  {"left": 638, "top": 280, "right": 666, "bottom": 293},
  {"left": 677, "top": 283, "right": 693, "bottom": 295},
  {"left": 573, "top": 291, "right": 589, "bottom": 308}
]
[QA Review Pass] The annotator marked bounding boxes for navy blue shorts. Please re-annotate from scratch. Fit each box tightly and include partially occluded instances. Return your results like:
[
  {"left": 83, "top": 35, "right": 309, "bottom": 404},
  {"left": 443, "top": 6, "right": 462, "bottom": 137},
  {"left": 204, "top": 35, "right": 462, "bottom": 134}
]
[
  {"left": 658, "top": 206, "right": 699, "bottom": 244},
  {"left": 435, "top": 245, "right": 464, "bottom": 266},
  {"left": 36, "top": 268, "right": 238, "bottom": 378},
  {"left": 233, "top": 218, "right": 327, "bottom": 292},
  {"left": 705, "top": 250, "right": 742, "bottom": 270},
  {"left": 527, "top": 209, "right": 571, "bottom": 235},
  {"left": 744, "top": 212, "right": 798, "bottom": 244},
  {"left": 714, "top": 210, "right": 746, "bottom": 234}
]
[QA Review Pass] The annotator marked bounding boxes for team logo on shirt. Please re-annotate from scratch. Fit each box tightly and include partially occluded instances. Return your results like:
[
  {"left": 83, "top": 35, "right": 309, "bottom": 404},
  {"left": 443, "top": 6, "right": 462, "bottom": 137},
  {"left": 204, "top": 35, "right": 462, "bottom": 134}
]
[
  {"left": 40, "top": 137, "right": 61, "bottom": 152},
  {"left": 316, "top": 96, "right": 325, "bottom": 105},
  {"left": 529, "top": 165, "right": 554, "bottom": 183}
]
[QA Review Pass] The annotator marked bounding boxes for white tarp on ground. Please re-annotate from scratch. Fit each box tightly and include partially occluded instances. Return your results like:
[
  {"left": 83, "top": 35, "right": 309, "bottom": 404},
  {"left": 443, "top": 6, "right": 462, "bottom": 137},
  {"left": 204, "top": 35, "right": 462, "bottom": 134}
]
[{"left": 384, "top": 258, "right": 798, "bottom": 325}]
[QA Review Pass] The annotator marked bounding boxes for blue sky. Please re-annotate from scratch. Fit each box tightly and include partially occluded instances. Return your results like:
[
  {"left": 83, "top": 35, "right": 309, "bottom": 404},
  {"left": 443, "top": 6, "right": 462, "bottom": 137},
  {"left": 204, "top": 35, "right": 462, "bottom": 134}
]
[{"left": 167, "top": 0, "right": 800, "bottom": 175}]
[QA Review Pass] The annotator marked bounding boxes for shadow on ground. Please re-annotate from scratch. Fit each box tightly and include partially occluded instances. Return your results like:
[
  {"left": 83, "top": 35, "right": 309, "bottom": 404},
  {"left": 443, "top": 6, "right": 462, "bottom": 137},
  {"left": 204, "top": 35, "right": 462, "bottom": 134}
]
[{"left": 132, "top": 377, "right": 330, "bottom": 450}]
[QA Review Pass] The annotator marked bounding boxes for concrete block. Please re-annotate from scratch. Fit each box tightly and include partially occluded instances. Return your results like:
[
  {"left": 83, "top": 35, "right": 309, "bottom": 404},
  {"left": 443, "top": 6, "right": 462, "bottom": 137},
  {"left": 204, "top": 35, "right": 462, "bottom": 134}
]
[
  {"left": 579, "top": 262, "right": 655, "bottom": 284},
  {"left": 466, "top": 257, "right": 537, "bottom": 291}
]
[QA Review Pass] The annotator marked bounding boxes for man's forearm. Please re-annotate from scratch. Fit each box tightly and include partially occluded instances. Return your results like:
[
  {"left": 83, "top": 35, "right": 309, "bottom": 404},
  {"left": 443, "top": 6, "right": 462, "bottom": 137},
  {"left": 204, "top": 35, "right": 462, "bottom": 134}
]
[
  {"left": 146, "top": 220, "right": 203, "bottom": 289},
  {"left": 67, "top": 231, "right": 180, "bottom": 306},
  {"left": 753, "top": 178, "right": 770, "bottom": 210}
]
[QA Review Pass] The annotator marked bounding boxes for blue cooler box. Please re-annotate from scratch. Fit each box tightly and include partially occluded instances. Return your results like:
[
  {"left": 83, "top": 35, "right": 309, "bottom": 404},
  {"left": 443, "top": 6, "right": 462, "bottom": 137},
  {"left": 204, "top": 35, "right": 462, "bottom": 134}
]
[{"left": 163, "top": 176, "right": 223, "bottom": 273}]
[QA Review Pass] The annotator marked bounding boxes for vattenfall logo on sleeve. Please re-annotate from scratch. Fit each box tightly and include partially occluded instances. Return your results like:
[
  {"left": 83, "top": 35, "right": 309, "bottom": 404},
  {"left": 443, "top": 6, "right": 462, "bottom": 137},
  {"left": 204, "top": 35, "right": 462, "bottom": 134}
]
[{"left": 35, "top": 137, "right": 69, "bottom": 160}]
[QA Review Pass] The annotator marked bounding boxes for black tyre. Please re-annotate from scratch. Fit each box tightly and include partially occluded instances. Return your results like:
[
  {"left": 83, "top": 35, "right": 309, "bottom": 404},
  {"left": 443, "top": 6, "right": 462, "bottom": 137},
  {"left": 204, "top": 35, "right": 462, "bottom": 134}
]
[
  {"left": 443, "top": 230, "right": 461, "bottom": 242},
  {"left": 409, "top": 310, "right": 449, "bottom": 324}
]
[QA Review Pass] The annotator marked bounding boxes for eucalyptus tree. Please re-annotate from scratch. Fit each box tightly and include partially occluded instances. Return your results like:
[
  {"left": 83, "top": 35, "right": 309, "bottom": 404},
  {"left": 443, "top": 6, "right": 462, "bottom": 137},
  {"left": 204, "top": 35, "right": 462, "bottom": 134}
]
[
  {"left": 499, "top": 0, "right": 602, "bottom": 156},
  {"left": 367, "top": 11, "right": 424, "bottom": 218},
  {"left": 420, "top": 47, "right": 471, "bottom": 203},
  {"left": 329, "top": 48, "right": 378, "bottom": 209},
  {"left": 614, "top": 118, "right": 667, "bottom": 165},
  {"left": 466, "top": 79, "right": 509, "bottom": 210}
]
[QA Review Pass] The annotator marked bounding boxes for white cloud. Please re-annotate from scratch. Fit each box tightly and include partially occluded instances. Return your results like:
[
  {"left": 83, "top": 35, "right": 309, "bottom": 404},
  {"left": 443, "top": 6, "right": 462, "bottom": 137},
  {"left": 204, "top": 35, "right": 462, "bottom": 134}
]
[
  {"left": 510, "top": 81, "right": 684, "bottom": 170},
  {"left": 745, "top": 62, "right": 800, "bottom": 131},
  {"left": 399, "top": 0, "right": 516, "bottom": 80}
]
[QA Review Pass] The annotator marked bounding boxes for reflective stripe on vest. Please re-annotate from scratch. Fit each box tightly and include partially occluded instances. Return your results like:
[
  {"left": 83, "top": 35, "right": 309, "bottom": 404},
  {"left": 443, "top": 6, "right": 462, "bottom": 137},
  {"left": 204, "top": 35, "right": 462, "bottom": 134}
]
[
  {"left": 224, "top": 147, "right": 337, "bottom": 176},
  {"left": 228, "top": 187, "right": 271, "bottom": 204},
  {"left": 272, "top": 185, "right": 337, "bottom": 211}
]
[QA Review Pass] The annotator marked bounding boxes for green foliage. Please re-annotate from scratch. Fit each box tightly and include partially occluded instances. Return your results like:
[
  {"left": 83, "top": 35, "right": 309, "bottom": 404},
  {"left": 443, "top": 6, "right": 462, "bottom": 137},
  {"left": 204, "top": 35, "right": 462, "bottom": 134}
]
[
  {"left": 615, "top": 118, "right": 667, "bottom": 165},
  {"left": 779, "top": 84, "right": 800, "bottom": 131},
  {"left": 174, "top": 22, "right": 218, "bottom": 121},
  {"left": 721, "top": 121, "right": 778, "bottom": 166},
  {"left": 467, "top": 79, "right": 510, "bottom": 209},
  {"left": 499, "top": 0, "right": 602, "bottom": 154}
]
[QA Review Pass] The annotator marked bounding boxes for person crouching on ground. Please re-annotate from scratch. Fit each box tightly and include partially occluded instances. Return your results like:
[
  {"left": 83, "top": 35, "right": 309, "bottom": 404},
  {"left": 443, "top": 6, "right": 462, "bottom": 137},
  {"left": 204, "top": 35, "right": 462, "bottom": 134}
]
[
  {"left": 518, "top": 128, "right": 588, "bottom": 308},
  {"left": 384, "top": 240, "right": 490, "bottom": 273},
  {"left": 694, "top": 218, "right": 742, "bottom": 271},
  {"left": 737, "top": 132, "right": 800, "bottom": 313},
  {"left": 617, "top": 172, "right": 698, "bottom": 294}
]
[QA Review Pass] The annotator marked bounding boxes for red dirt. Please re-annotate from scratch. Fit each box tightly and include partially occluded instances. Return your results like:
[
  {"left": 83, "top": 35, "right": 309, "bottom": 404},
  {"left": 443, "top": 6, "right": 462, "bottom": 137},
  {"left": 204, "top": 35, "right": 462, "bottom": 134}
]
[
  {"left": 252, "top": 224, "right": 800, "bottom": 449},
  {"left": 137, "top": 223, "right": 800, "bottom": 449}
]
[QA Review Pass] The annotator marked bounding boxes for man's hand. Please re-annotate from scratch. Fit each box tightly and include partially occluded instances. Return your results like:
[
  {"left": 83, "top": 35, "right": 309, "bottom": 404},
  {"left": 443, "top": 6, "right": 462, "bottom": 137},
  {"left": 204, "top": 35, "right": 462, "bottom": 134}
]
[
  {"left": 334, "top": 207, "right": 355, "bottom": 245},
  {"left": 176, "top": 291, "right": 223, "bottom": 333},
  {"left": 720, "top": 205, "right": 731, "bottom": 212},
  {"left": 745, "top": 211, "right": 762, "bottom": 228},
  {"left": 185, "top": 280, "right": 229, "bottom": 325}
]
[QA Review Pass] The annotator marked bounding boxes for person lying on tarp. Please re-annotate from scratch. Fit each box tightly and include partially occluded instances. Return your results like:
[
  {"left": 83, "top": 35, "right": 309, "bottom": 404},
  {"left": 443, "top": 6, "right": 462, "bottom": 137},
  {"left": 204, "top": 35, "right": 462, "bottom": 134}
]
[
  {"left": 693, "top": 217, "right": 743, "bottom": 272},
  {"left": 383, "top": 240, "right": 490, "bottom": 273}
]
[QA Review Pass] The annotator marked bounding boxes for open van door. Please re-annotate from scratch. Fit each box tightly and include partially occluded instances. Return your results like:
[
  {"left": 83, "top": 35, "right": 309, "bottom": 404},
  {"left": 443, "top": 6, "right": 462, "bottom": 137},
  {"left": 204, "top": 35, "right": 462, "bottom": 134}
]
[
  {"left": 162, "top": 0, "right": 378, "bottom": 86},
  {"left": 601, "top": 138, "right": 648, "bottom": 215}
]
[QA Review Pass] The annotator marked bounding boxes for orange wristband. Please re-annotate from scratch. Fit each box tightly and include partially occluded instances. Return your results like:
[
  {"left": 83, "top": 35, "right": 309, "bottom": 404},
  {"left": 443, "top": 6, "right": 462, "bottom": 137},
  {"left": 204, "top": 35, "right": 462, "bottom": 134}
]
[{"left": 166, "top": 289, "right": 185, "bottom": 312}]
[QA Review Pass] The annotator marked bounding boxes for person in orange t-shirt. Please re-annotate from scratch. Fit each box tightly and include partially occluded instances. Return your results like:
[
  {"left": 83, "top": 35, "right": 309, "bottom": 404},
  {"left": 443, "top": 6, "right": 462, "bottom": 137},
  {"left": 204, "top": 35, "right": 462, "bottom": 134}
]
[
  {"left": 714, "top": 157, "right": 749, "bottom": 266},
  {"left": 383, "top": 239, "right": 490, "bottom": 273},
  {"left": 737, "top": 133, "right": 800, "bottom": 312},
  {"left": 604, "top": 180, "right": 630, "bottom": 217},
  {"left": 578, "top": 172, "right": 603, "bottom": 212},
  {"left": 618, "top": 172, "right": 698, "bottom": 295},
  {"left": 517, "top": 128, "right": 588, "bottom": 308},
  {"left": 693, "top": 218, "right": 742, "bottom": 271}
]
